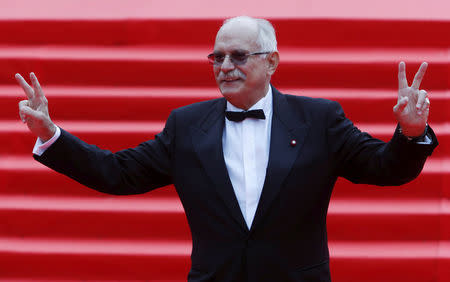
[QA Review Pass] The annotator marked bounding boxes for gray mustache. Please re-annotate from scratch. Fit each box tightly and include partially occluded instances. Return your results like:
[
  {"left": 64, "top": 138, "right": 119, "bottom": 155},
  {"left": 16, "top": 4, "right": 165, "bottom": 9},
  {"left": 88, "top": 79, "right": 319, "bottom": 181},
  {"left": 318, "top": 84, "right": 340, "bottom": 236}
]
[{"left": 218, "top": 70, "right": 246, "bottom": 81}]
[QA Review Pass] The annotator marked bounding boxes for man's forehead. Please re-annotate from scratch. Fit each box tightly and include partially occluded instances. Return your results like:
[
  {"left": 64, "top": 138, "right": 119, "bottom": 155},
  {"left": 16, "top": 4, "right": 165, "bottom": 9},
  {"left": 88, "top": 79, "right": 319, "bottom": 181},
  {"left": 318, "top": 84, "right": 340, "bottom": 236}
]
[
  {"left": 220, "top": 17, "right": 258, "bottom": 32},
  {"left": 214, "top": 20, "right": 259, "bottom": 51}
]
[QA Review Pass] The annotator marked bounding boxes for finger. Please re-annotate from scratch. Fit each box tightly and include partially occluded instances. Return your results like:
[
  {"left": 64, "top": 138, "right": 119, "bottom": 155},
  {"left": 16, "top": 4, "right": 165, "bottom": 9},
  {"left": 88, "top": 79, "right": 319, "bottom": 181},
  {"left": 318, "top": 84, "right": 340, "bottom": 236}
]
[
  {"left": 411, "top": 62, "right": 428, "bottom": 90},
  {"left": 416, "top": 90, "right": 428, "bottom": 115},
  {"left": 19, "top": 103, "right": 40, "bottom": 122},
  {"left": 398, "top": 61, "right": 408, "bottom": 89},
  {"left": 421, "top": 97, "right": 430, "bottom": 113},
  {"left": 15, "top": 73, "right": 34, "bottom": 100},
  {"left": 18, "top": 100, "right": 28, "bottom": 122},
  {"left": 30, "top": 72, "right": 45, "bottom": 99},
  {"left": 393, "top": 96, "right": 408, "bottom": 114},
  {"left": 18, "top": 99, "right": 28, "bottom": 108}
]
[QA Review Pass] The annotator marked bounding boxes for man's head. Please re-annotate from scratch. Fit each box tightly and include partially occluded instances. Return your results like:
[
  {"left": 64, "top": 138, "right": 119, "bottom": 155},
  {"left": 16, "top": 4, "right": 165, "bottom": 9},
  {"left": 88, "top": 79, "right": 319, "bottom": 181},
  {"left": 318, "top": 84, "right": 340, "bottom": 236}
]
[{"left": 211, "top": 16, "right": 279, "bottom": 110}]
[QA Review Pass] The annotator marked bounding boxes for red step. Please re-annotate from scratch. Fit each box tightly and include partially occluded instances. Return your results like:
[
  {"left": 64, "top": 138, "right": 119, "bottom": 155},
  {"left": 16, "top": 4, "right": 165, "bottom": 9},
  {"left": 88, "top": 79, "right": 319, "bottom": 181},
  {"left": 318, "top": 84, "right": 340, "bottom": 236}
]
[
  {"left": 327, "top": 199, "right": 443, "bottom": 241},
  {"left": 1, "top": 46, "right": 446, "bottom": 64},
  {"left": 1, "top": 120, "right": 448, "bottom": 156},
  {"left": 0, "top": 195, "right": 190, "bottom": 241},
  {"left": 0, "top": 238, "right": 444, "bottom": 281},
  {"left": 329, "top": 241, "right": 446, "bottom": 282},
  {"left": 332, "top": 170, "right": 448, "bottom": 200},
  {"left": 0, "top": 237, "right": 191, "bottom": 280},
  {"left": 1, "top": 155, "right": 447, "bottom": 199},
  {"left": 1, "top": 19, "right": 448, "bottom": 47},
  {"left": 0, "top": 195, "right": 443, "bottom": 241},
  {"left": 2, "top": 86, "right": 448, "bottom": 122},
  {"left": 0, "top": 47, "right": 447, "bottom": 89},
  {"left": 1, "top": 120, "right": 166, "bottom": 154}
]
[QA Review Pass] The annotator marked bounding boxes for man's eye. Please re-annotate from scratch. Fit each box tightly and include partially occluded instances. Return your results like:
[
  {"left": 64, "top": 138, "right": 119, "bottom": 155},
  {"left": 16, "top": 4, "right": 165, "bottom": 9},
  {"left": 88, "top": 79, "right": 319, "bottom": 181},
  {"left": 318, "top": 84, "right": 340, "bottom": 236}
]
[
  {"left": 215, "top": 54, "right": 225, "bottom": 62},
  {"left": 232, "top": 53, "right": 247, "bottom": 61}
]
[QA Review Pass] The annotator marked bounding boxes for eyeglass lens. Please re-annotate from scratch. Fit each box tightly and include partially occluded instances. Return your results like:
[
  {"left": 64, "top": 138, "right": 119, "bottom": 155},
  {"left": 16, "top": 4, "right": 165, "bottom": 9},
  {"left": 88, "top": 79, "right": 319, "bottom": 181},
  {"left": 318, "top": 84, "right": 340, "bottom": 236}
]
[{"left": 208, "top": 52, "right": 249, "bottom": 65}]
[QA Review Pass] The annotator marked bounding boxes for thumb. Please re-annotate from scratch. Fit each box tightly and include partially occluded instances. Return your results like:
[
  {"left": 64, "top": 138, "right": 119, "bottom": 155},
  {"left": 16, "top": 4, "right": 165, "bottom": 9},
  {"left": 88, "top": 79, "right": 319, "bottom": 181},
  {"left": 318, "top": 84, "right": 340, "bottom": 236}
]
[{"left": 393, "top": 96, "right": 408, "bottom": 114}]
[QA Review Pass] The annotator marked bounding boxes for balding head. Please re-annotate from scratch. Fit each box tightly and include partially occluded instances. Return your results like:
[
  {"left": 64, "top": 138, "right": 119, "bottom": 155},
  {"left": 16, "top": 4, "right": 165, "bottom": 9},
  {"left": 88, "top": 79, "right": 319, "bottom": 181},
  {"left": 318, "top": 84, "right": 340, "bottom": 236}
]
[{"left": 217, "top": 16, "right": 278, "bottom": 52}]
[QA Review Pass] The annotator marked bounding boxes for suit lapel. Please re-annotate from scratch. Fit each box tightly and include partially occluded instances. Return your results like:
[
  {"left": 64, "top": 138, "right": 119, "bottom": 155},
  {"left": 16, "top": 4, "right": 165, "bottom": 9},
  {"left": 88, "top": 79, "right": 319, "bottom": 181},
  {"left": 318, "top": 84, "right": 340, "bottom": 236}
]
[
  {"left": 251, "top": 88, "right": 310, "bottom": 232},
  {"left": 190, "top": 98, "right": 249, "bottom": 232}
]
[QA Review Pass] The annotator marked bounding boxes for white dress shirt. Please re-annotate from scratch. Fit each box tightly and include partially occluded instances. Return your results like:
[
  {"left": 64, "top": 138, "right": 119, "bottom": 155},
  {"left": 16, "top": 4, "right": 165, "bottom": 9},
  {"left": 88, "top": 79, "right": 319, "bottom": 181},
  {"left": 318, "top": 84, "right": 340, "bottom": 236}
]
[{"left": 222, "top": 87, "right": 273, "bottom": 229}]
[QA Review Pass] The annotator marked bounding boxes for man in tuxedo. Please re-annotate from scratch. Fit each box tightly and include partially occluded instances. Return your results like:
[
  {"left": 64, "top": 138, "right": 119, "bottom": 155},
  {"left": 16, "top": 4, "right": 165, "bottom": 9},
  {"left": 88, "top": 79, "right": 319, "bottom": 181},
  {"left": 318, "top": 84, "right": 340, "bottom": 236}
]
[{"left": 16, "top": 16, "right": 437, "bottom": 281}]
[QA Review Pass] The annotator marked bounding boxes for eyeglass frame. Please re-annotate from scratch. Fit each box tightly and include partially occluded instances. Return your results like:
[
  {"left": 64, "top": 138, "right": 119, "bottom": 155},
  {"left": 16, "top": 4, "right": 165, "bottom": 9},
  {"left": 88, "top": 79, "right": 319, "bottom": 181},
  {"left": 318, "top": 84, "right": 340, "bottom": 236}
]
[{"left": 207, "top": 51, "right": 272, "bottom": 66}]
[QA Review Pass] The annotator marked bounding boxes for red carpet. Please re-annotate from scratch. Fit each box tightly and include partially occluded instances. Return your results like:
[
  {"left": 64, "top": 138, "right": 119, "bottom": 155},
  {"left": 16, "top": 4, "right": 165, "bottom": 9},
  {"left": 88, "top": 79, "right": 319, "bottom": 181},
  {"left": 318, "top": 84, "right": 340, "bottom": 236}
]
[{"left": 0, "top": 0, "right": 449, "bottom": 280}]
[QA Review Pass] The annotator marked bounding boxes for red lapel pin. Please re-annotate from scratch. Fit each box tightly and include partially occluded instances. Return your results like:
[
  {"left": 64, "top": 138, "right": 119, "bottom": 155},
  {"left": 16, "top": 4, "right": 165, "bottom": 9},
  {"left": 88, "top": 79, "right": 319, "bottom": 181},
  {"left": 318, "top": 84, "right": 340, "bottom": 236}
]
[{"left": 290, "top": 139, "right": 297, "bottom": 147}]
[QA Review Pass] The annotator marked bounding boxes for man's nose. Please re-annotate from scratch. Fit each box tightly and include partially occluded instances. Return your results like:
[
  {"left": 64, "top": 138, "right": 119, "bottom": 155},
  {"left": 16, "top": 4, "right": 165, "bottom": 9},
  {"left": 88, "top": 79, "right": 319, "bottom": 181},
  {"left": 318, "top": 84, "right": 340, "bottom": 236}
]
[{"left": 220, "top": 55, "right": 235, "bottom": 72}]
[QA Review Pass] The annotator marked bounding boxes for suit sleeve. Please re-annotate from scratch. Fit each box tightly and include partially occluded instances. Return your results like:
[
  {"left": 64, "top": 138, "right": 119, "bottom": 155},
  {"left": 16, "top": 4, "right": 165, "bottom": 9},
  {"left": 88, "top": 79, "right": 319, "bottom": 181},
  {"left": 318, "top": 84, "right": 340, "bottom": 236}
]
[
  {"left": 33, "top": 112, "right": 176, "bottom": 195},
  {"left": 326, "top": 101, "right": 438, "bottom": 186}
]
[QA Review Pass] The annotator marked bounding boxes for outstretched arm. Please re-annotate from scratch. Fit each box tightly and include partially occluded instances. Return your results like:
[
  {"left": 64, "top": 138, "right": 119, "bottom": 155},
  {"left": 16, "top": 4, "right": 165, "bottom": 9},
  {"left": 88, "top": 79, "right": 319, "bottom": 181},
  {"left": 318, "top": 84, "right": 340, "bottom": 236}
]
[
  {"left": 15, "top": 72, "right": 173, "bottom": 195},
  {"left": 330, "top": 62, "right": 437, "bottom": 185}
]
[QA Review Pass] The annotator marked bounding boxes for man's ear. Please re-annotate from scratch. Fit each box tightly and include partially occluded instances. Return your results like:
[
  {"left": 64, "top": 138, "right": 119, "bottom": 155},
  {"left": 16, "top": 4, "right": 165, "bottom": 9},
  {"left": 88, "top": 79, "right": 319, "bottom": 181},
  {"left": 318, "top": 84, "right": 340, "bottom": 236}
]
[{"left": 267, "top": 51, "right": 279, "bottom": 75}]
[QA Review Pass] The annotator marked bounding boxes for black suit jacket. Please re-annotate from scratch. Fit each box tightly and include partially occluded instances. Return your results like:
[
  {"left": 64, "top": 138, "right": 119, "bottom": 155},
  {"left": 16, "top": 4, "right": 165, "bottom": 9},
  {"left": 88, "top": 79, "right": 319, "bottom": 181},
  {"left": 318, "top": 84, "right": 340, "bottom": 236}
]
[{"left": 35, "top": 87, "right": 438, "bottom": 281}]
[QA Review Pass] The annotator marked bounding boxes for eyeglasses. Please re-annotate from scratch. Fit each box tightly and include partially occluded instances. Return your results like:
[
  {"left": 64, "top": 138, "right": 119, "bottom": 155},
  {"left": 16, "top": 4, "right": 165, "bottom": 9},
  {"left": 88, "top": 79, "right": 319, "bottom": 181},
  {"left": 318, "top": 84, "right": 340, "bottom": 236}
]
[{"left": 207, "top": 51, "right": 271, "bottom": 65}]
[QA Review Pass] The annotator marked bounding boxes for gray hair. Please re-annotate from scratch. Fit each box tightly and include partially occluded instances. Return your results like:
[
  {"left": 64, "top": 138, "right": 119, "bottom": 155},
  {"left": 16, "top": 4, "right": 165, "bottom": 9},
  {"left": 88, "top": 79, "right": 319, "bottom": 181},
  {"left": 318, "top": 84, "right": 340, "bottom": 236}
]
[{"left": 221, "top": 16, "right": 278, "bottom": 52}]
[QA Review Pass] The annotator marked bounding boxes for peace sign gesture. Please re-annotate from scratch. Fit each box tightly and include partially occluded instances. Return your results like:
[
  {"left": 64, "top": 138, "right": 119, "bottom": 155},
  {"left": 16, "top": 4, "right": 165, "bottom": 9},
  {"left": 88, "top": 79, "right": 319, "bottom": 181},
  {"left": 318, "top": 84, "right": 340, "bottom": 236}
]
[
  {"left": 393, "top": 62, "right": 430, "bottom": 137},
  {"left": 16, "top": 72, "right": 56, "bottom": 142}
]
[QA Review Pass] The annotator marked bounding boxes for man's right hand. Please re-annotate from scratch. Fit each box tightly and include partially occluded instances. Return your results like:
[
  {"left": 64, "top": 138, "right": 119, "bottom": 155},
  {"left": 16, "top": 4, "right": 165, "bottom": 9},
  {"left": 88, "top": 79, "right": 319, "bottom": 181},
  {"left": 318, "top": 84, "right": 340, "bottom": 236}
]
[{"left": 16, "top": 72, "right": 56, "bottom": 142}]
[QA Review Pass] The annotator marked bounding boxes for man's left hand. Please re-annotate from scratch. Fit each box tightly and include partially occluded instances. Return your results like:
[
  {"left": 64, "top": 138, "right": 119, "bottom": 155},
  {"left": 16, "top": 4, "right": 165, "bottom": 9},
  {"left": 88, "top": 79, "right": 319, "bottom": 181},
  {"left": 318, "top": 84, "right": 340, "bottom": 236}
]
[{"left": 393, "top": 61, "right": 430, "bottom": 137}]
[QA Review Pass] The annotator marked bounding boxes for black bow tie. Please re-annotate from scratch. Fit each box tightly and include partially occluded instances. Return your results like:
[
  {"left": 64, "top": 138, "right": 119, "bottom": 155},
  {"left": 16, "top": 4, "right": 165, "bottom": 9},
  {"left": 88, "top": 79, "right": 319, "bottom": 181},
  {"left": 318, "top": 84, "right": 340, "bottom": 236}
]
[{"left": 225, "top": 109, "right": 266, "bottom": 122}]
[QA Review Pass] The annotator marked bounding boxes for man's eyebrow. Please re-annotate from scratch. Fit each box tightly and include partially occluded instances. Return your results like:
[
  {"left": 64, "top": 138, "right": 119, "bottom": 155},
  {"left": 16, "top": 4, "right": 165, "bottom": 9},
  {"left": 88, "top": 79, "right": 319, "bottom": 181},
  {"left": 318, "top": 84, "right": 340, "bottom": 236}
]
[
  {"left": 213, "top": 49, "right": 250, "bottom": 54},
  {"left": 232, "top": 49, "right": 250, "bottom": 54}
]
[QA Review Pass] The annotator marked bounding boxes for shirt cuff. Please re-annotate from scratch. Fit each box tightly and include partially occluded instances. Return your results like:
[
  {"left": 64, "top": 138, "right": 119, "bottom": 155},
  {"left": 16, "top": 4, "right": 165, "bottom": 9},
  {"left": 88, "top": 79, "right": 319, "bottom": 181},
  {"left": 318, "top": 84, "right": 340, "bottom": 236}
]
[
  {"left": 32, "top": 127, "right": 61, "bottom": 156},
  {"left": 399, "top": 124, "right": 432, "bottom": 144},
  {"left": 416, "top": 134, "right": 432, "bottom": 144}
]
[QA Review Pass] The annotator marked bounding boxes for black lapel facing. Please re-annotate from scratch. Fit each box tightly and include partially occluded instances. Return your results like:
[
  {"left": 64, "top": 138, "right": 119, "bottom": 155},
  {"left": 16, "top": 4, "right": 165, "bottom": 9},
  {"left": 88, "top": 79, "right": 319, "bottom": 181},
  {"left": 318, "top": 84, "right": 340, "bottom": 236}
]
[
  {"left": 251, "top": 88, "right": 311, "bottom": 232},
  {"left": 190, "top": 98, "right": 249, "bottom": 232}
]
